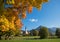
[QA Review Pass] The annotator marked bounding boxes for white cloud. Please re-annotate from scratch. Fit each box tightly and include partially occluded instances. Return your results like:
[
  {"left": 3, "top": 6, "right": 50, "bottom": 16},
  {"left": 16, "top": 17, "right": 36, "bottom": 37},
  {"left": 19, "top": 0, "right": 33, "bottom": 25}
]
[{"left": 29, "top": 19, "right": 38, "bottom": 22}]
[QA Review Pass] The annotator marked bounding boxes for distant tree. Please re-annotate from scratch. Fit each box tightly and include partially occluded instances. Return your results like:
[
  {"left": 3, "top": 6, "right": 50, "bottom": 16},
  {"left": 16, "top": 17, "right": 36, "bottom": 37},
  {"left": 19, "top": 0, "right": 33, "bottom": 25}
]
[
  {"left": 39, "top": 26, "right": 49, "bottom": 39},
  {"left": 30, "top": 29, "right": 39, "bottom": 36},
  {"left": 55, "top": 28, "right": 60, "bottom": 38}
]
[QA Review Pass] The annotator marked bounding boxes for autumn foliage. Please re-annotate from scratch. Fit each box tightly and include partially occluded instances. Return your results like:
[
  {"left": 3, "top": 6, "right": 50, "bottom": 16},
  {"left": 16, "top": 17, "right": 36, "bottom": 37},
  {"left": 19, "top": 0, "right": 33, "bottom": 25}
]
[{"left": 0, "top": 0, "right": 48, "bottom": 37}]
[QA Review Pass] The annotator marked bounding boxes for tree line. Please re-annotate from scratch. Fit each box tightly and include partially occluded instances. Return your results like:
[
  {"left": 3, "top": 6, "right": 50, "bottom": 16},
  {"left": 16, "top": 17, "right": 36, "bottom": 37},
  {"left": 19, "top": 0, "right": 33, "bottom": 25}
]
[{"left": 29, "top": 26, "right": 60, "bottom": 39}]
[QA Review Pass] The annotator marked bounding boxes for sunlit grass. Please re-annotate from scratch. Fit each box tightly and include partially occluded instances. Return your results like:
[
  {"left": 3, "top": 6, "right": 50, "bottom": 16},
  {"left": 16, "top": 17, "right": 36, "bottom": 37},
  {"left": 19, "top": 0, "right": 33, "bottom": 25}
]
[{"left": 0, "top": 39, "right": 60, "bottom": 42}]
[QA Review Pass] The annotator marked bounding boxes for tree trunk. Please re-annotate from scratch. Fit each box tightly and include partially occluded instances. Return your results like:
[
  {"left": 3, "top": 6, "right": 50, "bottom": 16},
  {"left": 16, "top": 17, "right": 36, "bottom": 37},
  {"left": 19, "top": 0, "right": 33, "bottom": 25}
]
[{"left": 0, "top": 36, "right": 2, "bottom": 40}]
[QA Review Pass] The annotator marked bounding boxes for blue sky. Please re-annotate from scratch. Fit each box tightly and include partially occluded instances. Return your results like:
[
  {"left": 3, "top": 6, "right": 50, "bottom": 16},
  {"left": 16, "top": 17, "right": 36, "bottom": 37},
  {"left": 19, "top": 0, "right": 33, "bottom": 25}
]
[{"left": 22, "top": 0, "right": 60, "bottom": 30}]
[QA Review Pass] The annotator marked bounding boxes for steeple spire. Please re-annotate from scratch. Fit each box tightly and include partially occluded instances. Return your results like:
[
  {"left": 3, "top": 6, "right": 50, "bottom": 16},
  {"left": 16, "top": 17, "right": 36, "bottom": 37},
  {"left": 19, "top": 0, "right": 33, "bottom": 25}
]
[{"left": 25, "top": 26, "right": 28, "bottom": 34}]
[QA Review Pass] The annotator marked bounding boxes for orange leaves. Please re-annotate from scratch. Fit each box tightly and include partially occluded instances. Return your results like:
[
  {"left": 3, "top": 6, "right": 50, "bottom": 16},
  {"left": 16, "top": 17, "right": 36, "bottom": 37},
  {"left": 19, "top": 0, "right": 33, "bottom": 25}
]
[
  {"left": 22, "top": 12, "right": 26, "bottom": 18},
  {"left": 1, "top": 25, "right": 6, "bottom": 32},
  {"left": 28, "top": 5, "right": 33, "bottom": 13},
  {"left": 14, "top": 0, "right": 21, "bottom": 7},
  {"left": 2, "top": 8, "right": 23, "bottom": 31},
  {"left": 0, "top": 0, "right": 48, "bottom": 33},
  {"left": 13, "top": 9, "right": 19, "bottom": 15},
  {"left": 15, "top": 19, "right": 23, "bottom": 28},
  {"left": 14, "top": 0, "right": 20, "bottom": 3},
  {"left": 2, "top": 26, "right": 9, "bottom": 32}
]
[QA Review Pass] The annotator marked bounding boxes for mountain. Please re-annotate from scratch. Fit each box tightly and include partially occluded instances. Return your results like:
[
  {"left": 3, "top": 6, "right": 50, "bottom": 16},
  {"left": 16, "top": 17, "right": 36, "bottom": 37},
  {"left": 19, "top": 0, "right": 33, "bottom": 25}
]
[
  {"left": 35, "top": 26, "right": 57, "bottom": 35},
  {"left": 48, "top": 27, "right": 56, "bottom": 35}
]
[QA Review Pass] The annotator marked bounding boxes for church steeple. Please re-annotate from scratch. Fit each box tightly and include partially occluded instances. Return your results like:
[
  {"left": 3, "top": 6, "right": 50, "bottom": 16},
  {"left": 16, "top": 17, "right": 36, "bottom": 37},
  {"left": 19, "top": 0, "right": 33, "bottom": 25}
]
[{"left": 25, "top": 27, "right": 28, "bottom": 34}]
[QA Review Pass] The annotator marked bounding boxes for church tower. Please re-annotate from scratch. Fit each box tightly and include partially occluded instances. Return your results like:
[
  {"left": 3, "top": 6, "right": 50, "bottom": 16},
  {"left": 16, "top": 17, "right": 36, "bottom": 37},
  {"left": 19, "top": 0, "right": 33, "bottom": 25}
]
[{"left": 25, "top": 27, "right": 28, "bottom": 34}]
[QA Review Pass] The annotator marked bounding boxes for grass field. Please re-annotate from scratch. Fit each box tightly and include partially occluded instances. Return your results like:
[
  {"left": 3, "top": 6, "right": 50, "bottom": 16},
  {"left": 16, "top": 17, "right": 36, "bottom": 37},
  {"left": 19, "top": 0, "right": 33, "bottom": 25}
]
[
  {"left": 0, "top": 39, "right": 60, "bottom": 42},
  {"left": 0, "top": 36, "right": 60, "bottom": 42}
]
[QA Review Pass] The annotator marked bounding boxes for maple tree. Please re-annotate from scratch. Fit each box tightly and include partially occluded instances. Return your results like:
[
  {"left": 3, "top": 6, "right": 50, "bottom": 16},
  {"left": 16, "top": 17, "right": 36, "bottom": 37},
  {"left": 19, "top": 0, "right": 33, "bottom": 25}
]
[{"left": 0, "top": 0, "right": 48, "bottom": 39}]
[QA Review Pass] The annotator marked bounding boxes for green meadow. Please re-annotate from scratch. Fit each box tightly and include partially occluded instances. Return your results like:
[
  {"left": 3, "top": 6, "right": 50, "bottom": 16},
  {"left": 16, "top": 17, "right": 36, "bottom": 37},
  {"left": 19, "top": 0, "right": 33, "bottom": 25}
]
[{"left": 0, "top": 39, "right": 60, "bottom": 42}]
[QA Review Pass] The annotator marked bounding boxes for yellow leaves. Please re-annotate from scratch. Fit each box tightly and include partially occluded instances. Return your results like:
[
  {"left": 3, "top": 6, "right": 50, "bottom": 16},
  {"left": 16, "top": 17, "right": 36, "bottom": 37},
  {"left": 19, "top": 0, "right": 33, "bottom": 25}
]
[
  {"left": 9, "top": 22, "right": 16, "bottom": 31},
  {"left": 0, "top": 15, "right": 18, "bottom": 32},
  {"left": 0, "top": 0, "right": 48, "bottom": 33},
  {"left": 1, "top": 25, "right": 9, "bottom": 32},
  {"left": 0, "top": 15, "right": 10, "bottom": 32},
  {"left": 0, "top": 15, "right": 9, "bottom": 27},
  {"left": 1, "top": 25, "right": 5, "bottom": 29},
  {"left": 1, "top": 25, "right": 6, "bottom": 31},
  {"left": 33, "top": 0, "right": 35, "bottom": 2},
  {"left": 6, "top": 0, "right": 15, "bottom": 4}
]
